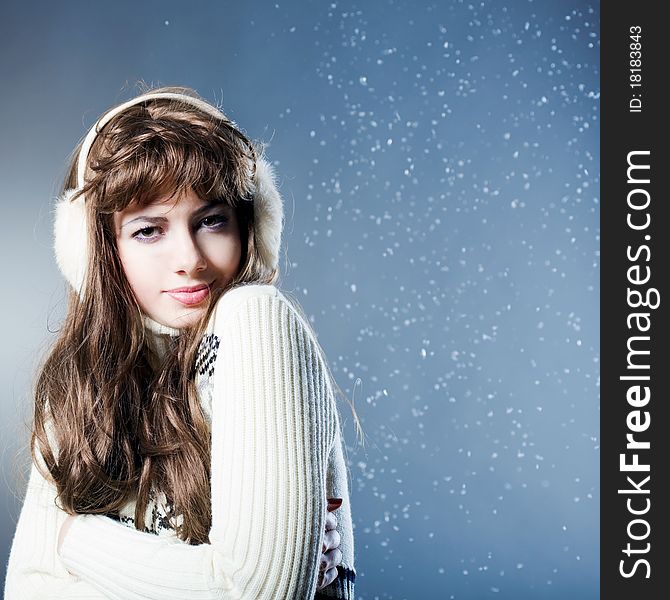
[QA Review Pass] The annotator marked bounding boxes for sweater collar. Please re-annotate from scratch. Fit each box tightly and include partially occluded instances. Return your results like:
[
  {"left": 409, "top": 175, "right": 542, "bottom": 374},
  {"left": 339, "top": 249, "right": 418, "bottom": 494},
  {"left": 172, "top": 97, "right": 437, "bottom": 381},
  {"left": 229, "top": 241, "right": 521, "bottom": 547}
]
[{"left": 143, "top": 314, "right": 181, "bottom": 363}]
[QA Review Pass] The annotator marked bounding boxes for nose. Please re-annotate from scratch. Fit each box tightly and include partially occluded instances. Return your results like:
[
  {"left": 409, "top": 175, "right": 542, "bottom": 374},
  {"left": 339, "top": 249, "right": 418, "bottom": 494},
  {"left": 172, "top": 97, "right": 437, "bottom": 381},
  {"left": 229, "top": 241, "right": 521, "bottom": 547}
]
[{"left": 173, "top": 228, "right": 207, "bottom": 275}]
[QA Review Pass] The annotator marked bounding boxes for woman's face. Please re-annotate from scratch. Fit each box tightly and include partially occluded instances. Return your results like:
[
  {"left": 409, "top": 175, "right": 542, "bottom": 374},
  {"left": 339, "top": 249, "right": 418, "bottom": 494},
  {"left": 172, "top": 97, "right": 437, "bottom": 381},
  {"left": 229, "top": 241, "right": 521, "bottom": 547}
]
[{"left": 114, "top": 188, "right": 242, "bottom": 329}]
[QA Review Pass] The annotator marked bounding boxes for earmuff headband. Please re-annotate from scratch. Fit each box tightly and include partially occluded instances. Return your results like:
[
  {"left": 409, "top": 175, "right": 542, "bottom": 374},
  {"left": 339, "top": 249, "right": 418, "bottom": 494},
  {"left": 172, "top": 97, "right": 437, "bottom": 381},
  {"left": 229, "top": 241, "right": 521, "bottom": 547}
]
[{"left": 75, "top": 93, "right": 231, "bottom": 190}]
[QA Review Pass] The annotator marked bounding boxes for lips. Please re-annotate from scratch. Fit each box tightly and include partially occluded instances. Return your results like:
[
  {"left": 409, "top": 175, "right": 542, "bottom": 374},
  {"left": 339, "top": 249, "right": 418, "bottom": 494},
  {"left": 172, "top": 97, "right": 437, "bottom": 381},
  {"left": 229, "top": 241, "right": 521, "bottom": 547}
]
[{"left": 165, "top": 283, "right": 212, "bottom": 306}]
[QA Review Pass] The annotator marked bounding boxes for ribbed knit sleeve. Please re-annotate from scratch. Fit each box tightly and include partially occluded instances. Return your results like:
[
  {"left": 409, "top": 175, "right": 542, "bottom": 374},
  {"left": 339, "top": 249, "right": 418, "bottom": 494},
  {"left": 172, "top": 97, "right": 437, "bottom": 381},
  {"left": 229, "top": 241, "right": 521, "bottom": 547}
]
[
  {"left": 3, "top": 452, "right": 108, "bottom": 599},
  {"left": 316, "top": 423, "right": 356, "bottom": 599},
  {"left": 56, "top": 285, "right": 340, "bottom": 599}
]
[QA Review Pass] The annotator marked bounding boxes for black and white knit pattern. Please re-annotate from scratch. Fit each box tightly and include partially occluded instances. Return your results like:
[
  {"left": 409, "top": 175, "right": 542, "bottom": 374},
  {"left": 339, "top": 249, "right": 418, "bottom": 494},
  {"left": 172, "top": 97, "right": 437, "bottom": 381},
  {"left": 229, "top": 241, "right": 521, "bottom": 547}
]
[
  {"left": 109, "top": 486, "right": 182, "bottom": 538},
  {"left": 194, "top": 333, "right": 220, "bottom": 378}
]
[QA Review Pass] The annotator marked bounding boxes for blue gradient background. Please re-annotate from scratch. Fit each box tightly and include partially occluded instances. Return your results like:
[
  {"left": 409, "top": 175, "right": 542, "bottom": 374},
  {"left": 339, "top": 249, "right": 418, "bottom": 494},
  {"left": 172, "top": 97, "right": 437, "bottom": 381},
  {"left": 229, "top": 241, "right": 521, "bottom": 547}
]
[{"left": 0, "top": 1, "right": 599, "bottom": 598}]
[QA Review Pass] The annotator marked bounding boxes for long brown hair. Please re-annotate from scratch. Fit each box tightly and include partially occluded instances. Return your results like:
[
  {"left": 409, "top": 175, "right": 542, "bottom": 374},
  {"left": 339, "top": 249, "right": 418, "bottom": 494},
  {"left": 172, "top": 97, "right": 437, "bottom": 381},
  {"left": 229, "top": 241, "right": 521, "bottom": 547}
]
[{"left": 32, "top": 86, "right": 278, "bottom": 544}]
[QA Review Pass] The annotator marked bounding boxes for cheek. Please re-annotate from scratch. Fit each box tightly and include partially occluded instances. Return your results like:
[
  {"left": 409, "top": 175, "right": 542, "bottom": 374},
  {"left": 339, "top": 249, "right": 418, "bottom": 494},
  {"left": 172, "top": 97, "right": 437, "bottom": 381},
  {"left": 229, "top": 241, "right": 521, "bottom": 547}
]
[
  {"left": 204, "top": 232, "right": 243, "bottom": 275},
  {"left": 229, "top": 235, "right": 243, "bottom": 269},
  {"left": 116, "top": 242, "right": 155, "bottom": 298},
  {"left": 230, "top": 237, "right": 243, "bottom": 274}
]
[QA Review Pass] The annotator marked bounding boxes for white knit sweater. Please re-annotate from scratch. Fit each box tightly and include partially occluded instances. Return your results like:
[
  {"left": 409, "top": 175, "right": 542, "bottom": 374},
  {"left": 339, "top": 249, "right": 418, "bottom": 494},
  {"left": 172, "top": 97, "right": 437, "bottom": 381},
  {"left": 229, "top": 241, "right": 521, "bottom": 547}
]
[{"left": 3, "top": 284, "right": 356, "bottom": 599}]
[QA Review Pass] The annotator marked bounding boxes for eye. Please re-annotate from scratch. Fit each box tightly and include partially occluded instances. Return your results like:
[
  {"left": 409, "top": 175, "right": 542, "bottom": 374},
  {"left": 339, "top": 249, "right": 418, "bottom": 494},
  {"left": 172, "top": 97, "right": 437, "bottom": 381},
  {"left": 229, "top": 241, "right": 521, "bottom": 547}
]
[
  {"left": 131, "top": 226, "right": 162, "bottom": 242},
  {"left": 200, "top": 214, "right": 229, "bottom": 229}
]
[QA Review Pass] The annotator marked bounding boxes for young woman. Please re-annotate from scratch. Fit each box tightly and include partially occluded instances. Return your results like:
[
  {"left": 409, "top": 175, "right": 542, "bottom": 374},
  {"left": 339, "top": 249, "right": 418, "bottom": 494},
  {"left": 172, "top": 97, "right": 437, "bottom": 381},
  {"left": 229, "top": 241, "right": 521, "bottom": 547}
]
[{"left": 4, "top": 87, "right": 356, "bottom": 599}]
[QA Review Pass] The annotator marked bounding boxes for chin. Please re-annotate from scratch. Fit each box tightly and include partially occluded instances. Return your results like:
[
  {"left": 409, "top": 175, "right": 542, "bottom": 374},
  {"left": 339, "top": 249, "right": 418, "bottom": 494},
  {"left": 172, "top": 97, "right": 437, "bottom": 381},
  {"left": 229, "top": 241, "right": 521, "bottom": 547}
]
[{"left": 172, "top": 306, "right": 209, "bottom": 329}]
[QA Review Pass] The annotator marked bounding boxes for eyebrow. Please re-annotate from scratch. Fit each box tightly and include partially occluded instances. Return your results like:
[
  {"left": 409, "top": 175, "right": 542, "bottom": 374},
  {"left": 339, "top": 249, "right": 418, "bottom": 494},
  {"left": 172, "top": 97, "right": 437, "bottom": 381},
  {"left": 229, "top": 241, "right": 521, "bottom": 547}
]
[{"left": 121, "top": 202, "right": 230, "bottom": 229}]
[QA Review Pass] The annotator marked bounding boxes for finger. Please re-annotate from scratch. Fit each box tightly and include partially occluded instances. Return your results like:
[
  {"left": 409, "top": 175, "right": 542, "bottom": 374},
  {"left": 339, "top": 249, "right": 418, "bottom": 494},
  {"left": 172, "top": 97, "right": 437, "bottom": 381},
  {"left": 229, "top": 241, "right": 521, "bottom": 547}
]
[
  {"left": 323, "top": 547, "right": 343, "bottom": 570},
  {"left": 330, "top": 529, "right": 341, "bottom": 550},
  {"left": 320, "top": 547, "right": 343, "bottom": 574},
  {"left": 317, "top": 561, "right": 337, "bottom": 589},
  {"left": 330, "top": 547, "right": 343, "bottom": 568},
  {"left": 320, "top": 566, "right": 338, "bottom": 589},
  {"left": 325, "top": 511, "right": 338, "bottom": 531},
  {"left": 321, "top": 528, "right": 341, "bottom": 553},
  {"left": 322, "top": 528, "right": 333, "bottom": 552}
]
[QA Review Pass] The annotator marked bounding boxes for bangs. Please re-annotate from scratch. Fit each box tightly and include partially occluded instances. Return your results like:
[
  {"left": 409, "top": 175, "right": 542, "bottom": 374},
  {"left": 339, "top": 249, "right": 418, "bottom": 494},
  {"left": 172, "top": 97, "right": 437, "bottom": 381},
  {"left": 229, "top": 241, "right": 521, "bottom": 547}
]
[{"left": 86, "top": 105, "right": 257, "bottom": 213}]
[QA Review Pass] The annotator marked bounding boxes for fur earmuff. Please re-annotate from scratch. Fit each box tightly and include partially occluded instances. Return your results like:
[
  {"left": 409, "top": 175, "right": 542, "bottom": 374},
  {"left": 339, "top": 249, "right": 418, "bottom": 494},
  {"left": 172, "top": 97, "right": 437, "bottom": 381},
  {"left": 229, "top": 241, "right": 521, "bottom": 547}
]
[
  {"left": 252, "top": 157, "right": 284, "bottom": 274},
  {"left": 53, "top": 188, "right": 89, "bottom": 296}
]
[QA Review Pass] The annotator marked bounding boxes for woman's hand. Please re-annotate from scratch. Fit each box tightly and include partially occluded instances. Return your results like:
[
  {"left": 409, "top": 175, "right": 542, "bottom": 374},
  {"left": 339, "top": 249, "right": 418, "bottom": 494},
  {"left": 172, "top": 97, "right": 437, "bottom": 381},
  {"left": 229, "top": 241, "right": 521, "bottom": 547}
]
[{"left": 316, "top": 498, "right": 343, "bottom": 591}]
